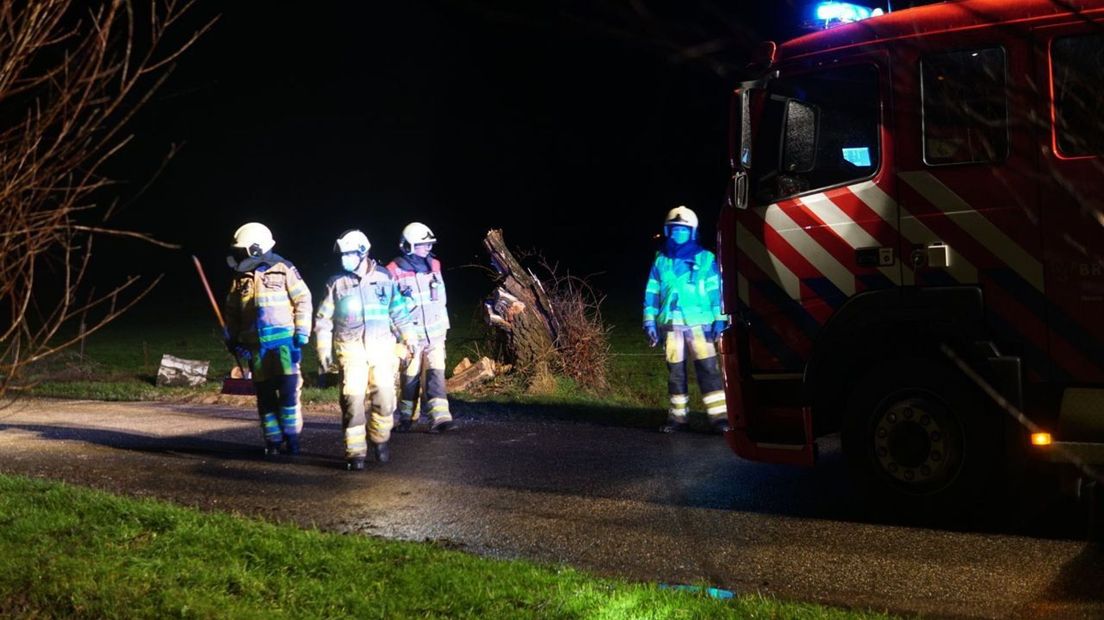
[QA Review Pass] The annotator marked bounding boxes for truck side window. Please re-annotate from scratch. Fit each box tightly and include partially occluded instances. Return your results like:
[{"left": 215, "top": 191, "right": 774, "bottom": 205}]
[
  {"left": 920, "top": 47, "right": 1008, "bottom": 166},
  {"left": 751, "top": 64, "right": 880, "bottom": 204},
  {"left": 1052, "top": 33, "right": 1104, "bottom": 157}
]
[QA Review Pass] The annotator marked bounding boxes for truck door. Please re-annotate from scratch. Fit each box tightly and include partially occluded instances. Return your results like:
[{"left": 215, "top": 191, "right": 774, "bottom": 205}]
[
  {"left": 736, "top": 52, "right": 897, "bottom": 374},
  {"left": 891, "top": 30, "right": 1048, "bottom": 380},
  {"left": 1033, "top": 22, "right": 1104, "bottom": 386}
]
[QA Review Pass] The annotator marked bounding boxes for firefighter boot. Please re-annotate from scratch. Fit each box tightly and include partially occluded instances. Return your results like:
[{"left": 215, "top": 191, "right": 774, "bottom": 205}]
[
  {"left": 346, "top": 457, "right": 366, "bottom": 471},
  {"left": 373, "top": 441, "right": 391, "bottom": 464},
  {"left": 285, "top": 436, "right": 300, "bottom": 455},
  {"left": 428, "top": 419, "right": 455, "bottom": 434},
  {"left": 711, "top": 418, "right": 730, "bottom": 434},
  {"left": 264, "top": 441, "right": 283, "bottom": 457},
  {"left": 395, "top": 417, "right": 413, "bottom": 433},
  {"left": 660, "top": 420, "right": 688, "bottom": 433}
]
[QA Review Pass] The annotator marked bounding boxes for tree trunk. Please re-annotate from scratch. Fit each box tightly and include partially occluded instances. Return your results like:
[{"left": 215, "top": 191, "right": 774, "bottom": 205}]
[{"left": 482, "top": 229, "right": 558, "bottom": 381}]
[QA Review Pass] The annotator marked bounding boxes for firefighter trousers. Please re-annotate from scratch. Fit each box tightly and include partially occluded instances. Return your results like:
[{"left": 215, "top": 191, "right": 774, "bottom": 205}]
[
  {"left": 337, "top": 340, "right": 397, "bottom": 458},
  {"left": 252, "top": 345, "right": 303, "bottom": 448},
  {"left": 664, "top": 325, "right": 727, "bottom": 424},
  {"left": 398, "top": 340, "right": 451, "bottom": 424},
  {"left": 254, "top": 373, "right": 303, "bottom": 447}
]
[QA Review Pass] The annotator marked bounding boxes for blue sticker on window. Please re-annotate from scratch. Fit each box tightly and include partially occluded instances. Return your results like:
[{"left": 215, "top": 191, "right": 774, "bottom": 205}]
[{"left": 842, "top": 147, "right": 871, "bottom": 166}]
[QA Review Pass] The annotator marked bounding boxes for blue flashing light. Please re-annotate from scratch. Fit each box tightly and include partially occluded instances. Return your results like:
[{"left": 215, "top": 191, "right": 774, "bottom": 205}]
[{"left": 813, "top": 2, "right": 884, "bottom": 29}]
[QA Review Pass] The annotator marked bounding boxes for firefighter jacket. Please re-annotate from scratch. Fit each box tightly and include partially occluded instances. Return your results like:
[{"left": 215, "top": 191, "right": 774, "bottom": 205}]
[
  {"left": 386, "top": 254, "right": 449, "bottom": 343},
  {"left": 315, "top": 259, "right": 417, "bottom": 355},
  {"left": 643, "top": 246, "right": 725, "bottom": 328},
  {"left": 224, "top": 253, "right": 313, "bottom": 354}
]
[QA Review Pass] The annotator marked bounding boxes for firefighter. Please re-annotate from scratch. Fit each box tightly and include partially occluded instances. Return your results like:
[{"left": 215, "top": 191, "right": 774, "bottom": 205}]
[
  {"left": 387, "top": 222, "right": 455, "bottom": 433},
  {"left": 315, "top": 229, "right": 417, "bottom": 470},
  {"left": 643, "top": 206, "right": 729, "bottom": 433},
  {"left": 224, "top": 222, "right": 313, "bottom": 456}
]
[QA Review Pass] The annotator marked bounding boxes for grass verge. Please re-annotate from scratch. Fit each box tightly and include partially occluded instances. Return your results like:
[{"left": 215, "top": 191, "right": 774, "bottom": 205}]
[
  {"left": 25, "top": 299, "right": 678, "bottom": 416},
  {"left": 0, "top": 474, "right": 894, "bottom": 620}
]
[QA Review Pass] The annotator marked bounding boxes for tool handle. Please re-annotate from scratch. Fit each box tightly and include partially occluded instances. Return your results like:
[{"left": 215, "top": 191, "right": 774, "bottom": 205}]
[
  {"left": 193, "top": 255, "right": 249, "bottom": 376},
  {"left": 192, "top": 255, "right": 227, "bottom": 331}
]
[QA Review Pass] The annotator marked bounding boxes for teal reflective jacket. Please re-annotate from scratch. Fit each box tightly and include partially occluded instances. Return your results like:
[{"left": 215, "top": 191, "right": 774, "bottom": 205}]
[{"left": 643, "top": 249, "right": 724, "bottom": 327}]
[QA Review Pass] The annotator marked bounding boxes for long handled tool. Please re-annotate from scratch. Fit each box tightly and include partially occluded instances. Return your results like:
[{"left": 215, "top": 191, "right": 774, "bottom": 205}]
[{"left": 192, "top": 255, "right": 255, "bottom": 395}]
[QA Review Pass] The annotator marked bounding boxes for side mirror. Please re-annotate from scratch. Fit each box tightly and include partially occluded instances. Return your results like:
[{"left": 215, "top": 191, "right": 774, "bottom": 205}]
[{"left": 748, "top": 41, "right": 777, "bottom": 73}]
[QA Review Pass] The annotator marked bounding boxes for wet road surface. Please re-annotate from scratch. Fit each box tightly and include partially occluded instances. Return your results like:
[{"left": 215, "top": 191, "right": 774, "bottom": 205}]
[{"left": 1, "top": 399, "right": 1101, "bottom": 619}]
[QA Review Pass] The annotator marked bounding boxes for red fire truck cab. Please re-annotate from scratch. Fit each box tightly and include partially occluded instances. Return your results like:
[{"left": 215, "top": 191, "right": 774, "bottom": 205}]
[{"left": 718, "top": 0, "right": 1104, "bottom": 516}]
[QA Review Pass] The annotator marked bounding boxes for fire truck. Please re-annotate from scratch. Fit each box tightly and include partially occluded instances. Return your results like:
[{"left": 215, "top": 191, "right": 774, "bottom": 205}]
[{"left": 717, "top": 0, "right": 1104, "bottom": 518}]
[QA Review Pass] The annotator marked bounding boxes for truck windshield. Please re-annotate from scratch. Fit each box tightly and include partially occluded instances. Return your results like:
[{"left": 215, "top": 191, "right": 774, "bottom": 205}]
[{"left": 748, "top": 64, "right": 880, "bottom": 204}]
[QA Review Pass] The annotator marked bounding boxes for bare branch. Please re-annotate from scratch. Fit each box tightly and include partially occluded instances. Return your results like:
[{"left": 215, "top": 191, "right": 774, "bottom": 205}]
[
  {"left": 69, "top": 225, "right": 183, "bottom": 249},
  {"left": 0, "top": 0, "right": 212, "bottom": 398}
]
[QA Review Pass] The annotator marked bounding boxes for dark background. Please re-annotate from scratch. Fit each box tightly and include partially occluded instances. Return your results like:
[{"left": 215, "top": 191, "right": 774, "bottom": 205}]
[{"left": 96, "top": 1, "right": 907, "bottom": 314}]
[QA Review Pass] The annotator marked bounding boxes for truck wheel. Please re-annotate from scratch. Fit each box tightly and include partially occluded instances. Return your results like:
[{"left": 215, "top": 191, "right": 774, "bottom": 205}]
[{"left": 842, "top": 357, "right": 1000, "bottom": 519}]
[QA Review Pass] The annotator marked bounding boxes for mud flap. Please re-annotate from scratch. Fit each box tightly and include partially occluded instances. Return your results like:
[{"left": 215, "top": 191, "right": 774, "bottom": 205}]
[{"left": 724, "top": 406, "right": 816, "bottom": 466}]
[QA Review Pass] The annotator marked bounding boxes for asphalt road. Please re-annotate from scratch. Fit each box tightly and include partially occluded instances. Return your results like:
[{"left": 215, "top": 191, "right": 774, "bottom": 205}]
[{"left": 1, "top": 399, "right": 1101, "bottom": 619}]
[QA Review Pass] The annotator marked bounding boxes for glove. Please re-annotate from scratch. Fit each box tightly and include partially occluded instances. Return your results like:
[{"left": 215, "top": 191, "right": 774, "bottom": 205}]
[
  {"left": 644, "top": 323, "right": 658, "bottom": 348},
  {"left": 318, "top": 350, "right": 334, "bottom": 373},
  {"left": 294, "top": 333, "right": 310, "bottom": 348},
  {"left": 710, "top": 320, "right": 727, "bottom": 342}
]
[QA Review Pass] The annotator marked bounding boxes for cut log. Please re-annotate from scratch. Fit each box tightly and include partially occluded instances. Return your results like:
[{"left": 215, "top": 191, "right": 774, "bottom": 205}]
[
  {"left": 482, "top": 229, "right": 558, "bottom": 378},
  {"left": 156, "top": 354, "right": 209, "bottom": 387},
  {"left": 446, "top": 356, "right": 495, "bottom": 393},
  {"left": 452, "top": 357, "right": 473, "bottom": 376}
]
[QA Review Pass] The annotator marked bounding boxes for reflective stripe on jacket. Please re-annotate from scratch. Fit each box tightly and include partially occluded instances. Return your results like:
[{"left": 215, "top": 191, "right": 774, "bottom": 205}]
[
  {"left": 386, "top": 255, "right": 449, "bottom": 343},
  {"left": 643, "top": 249, "right": 724, "bottom": 327},
  {"left": 224, "top": 254, "right": 312, "bottom": 351},
  {"left": 315, "top": 260, "right": 416, "bottom": 355}
]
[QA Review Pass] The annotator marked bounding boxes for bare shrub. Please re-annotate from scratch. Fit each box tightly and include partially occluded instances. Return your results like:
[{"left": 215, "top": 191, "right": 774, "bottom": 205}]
[
  {"left": 534, "top": 261, "right": 611, "bottom": 393},
  {"left": 0, "top": 1, "right": 214, "bottom": 398}
]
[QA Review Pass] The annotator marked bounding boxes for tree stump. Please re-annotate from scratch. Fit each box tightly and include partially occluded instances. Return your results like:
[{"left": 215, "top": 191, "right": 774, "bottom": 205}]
[{"left": 482, "top": 229, "right": 558, "bottom": 383}]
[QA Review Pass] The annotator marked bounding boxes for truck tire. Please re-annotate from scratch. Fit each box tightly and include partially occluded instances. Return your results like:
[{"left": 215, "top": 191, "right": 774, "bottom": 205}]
[{"left": 842, "top": 357, "right": 1001, "bottom": 521}]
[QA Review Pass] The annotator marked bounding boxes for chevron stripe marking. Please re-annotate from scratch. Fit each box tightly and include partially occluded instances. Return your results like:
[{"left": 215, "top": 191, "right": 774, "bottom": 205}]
[{"left": 899, "top": 171, "right": 1044, "bottom": 291}]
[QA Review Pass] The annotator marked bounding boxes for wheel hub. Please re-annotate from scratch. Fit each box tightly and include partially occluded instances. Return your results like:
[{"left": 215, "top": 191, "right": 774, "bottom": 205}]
[{"left": 873, "top": 398, "right": 954, "bottom": 487}]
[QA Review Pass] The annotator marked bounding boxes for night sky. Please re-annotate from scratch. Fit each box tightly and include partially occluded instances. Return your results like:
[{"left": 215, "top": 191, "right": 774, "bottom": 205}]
[{"left": 97, "top": 1, "right": 869, "bottom": 311}]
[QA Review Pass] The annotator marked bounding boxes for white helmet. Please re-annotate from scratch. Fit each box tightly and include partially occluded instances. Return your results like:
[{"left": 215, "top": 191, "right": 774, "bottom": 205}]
[
  {"left": 232, "top": 222, "right": 275, "bottom": 256},
  {"left": 664, "top": 205, "right": 699, "bottom": 240},
  {"left": 334, "top": 229, "right": 370, "bottom": 255},
  {"left": 400, "top": 222, "right": 437, "bottom": 253}
]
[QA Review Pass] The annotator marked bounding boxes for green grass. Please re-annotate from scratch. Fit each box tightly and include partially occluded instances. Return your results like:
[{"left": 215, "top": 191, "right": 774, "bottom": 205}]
[
  {"left": 26, "top": 299, "right": 678, "bottom": 416},
  {"left": 22, "top": 296, "right": 731, "bottom": 433},
  {"left": 0, "top": 474, "right": 895, "bottom": 619}
]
